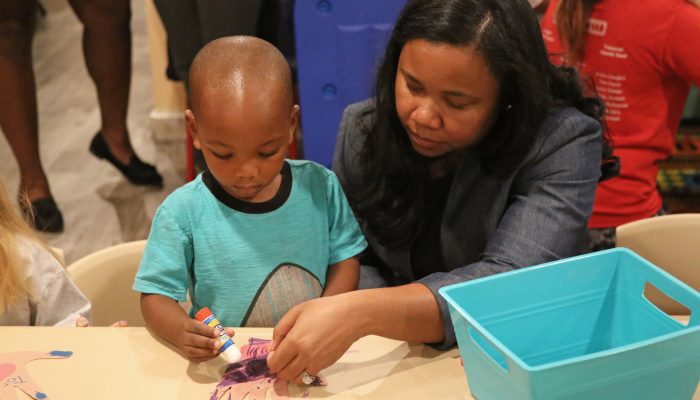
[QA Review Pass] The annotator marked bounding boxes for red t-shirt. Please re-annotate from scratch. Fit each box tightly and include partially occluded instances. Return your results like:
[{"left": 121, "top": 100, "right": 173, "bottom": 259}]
[{"left": 541, "top": 0, "right": 700, "bottom": 228}]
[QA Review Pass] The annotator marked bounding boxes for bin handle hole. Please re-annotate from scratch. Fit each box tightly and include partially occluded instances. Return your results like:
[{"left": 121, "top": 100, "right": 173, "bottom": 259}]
[
  {"left": 643, "top": 282, "right": 690, "bottom": 325},
  {"left": 468, "top": 327, "right": 509, "bottom": 372}
]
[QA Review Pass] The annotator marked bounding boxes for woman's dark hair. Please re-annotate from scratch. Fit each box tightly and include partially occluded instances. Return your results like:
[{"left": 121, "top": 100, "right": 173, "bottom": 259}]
[{"left": 352, "top": 0, "right": 608, "bottom": 248}]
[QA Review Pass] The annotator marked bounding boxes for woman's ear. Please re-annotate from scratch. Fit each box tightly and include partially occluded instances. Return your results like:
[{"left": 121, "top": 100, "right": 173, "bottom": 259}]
[{"left": 185, "top": 109, "right": 202, "bottom": 150}]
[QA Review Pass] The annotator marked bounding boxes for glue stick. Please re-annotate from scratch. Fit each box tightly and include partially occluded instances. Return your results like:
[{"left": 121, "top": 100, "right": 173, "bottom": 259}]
[{"left": 195, "top": 307, "right": 242, "bottom": 363}]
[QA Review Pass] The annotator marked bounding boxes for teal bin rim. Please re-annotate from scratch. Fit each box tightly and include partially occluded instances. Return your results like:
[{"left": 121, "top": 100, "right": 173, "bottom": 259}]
[{"left": 438, "top": 247, "right": 700, "bottom": 373}]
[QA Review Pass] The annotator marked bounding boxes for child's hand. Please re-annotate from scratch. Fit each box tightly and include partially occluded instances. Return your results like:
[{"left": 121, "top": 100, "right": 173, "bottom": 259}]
[{"left": 177, "top": 319, "right": 236, "bottom": 362}]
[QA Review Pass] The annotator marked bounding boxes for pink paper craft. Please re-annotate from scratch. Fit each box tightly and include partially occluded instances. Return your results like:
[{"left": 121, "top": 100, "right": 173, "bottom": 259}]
[
  {"left": 213, "top": 376, "right": 290, "bottom": 400},
  {"left": 210, "top": 338, "right": 325, "bottom": 400},
  {"left": 0, "top": 350, "right": 73, "bottom": 400}
]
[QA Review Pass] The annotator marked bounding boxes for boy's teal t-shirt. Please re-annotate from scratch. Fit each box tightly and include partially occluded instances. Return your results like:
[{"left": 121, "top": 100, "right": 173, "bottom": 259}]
[{"left": 133, "top": 160, "right": 367, "bottom": 327}]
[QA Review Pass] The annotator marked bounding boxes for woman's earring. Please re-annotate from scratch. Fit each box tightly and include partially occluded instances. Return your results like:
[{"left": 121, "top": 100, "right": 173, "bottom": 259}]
[{"left": 505, "top": 104, "right": 513, "bottom": 111}]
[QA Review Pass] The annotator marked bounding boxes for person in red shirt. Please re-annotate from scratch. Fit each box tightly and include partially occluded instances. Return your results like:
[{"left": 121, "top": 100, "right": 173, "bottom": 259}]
[{"left": 541, "top": 0, "right": 700, "bottom": 250}]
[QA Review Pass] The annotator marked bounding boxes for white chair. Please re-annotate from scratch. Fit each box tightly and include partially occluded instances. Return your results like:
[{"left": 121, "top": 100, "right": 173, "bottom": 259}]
[
  {"left": 66, "top": 240, "right": 147, "bottom": 327},
  {"left": 50, "top": 246, "right": 65, "bottom": 265},
  {"left": 616, "top": 213, "right": 700, "bottom": 315}
]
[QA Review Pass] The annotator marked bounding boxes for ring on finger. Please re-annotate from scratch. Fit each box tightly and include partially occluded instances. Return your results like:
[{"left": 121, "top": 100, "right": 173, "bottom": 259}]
[{"left": 301, "top": 371, "right": 316, "bottom": 385}]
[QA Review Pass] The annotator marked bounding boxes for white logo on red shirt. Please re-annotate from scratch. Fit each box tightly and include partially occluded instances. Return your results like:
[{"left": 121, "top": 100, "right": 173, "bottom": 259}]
[
  {"left": 588, "top": 18, "right": 607, "bottom": 36},
  {"left": 600, "top": 44, "right": 628, "bottom": 59}
]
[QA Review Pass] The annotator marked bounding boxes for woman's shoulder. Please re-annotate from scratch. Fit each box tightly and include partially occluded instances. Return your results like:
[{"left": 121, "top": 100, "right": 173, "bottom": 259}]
[
  {"left": 341, "top": 98, "right": 377, "bottom": 131},
  {"left": 342, "top": 99, "right": 375, "bottom": 123},
  {"left": 536, "top": 106, "right": 601, "bottom": 145},
  {"left": 524, "top": 107, "right": 603, "bottom": 176},
  {"left": 333, "top": 100, "right": 376, "bottom": 184},
  {"left": 543, "top": 106, "right": 599, "bottom": 128}
]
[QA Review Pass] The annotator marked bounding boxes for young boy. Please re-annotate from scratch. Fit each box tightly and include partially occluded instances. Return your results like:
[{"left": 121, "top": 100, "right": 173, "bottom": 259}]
[{"left": 133, "top": 36, "right": 367, "bottom": 362}]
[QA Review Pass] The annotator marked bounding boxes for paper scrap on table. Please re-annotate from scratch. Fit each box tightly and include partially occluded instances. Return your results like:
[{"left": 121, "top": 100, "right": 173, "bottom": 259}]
[
  {"left": 210, "top": 338, "right": 325, "bottom": 400},
  {"left": 0, "top": 350, "right": 73, "bottom": 400}
]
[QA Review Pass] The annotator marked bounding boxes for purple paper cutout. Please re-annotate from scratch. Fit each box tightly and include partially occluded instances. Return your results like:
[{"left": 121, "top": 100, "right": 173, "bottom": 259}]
[{"left": 210, "top": 338, "right": 325, "bottom": 400}]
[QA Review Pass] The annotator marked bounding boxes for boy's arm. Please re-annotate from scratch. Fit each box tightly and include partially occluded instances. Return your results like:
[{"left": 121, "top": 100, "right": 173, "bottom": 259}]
[
  {"left": 322, "top": 256, "right": 360, "bottom": 297},
  {"left": 141, "top": 293, "right": 227, "bottom": 362}
]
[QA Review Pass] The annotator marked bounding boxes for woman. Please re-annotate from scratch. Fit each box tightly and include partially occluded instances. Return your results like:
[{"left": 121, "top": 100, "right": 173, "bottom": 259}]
[
  {"left": 267, "top": 0, "right": 604, "bottom": 383},
  {"left": 541, "top": 0, "right": 700, "bottom": 250},
  {"left": 0, "top": 0, "right": 162, "bottom": 233}
]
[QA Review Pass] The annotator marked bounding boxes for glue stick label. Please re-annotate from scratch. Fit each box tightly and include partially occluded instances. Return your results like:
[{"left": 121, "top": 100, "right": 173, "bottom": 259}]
[{"left": 195, "top": 307, "right": 234, "bottom": 352}]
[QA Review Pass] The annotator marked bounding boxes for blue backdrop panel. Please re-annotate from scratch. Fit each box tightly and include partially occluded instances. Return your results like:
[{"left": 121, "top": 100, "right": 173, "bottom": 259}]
[{"left": 294, "top": 0, "right": 407, "bottom": 167}]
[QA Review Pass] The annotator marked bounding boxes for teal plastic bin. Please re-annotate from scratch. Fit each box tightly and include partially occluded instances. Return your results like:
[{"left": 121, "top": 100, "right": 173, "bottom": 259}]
[{"left": 439, "top": 248, "right": 700, "bottom": 400}]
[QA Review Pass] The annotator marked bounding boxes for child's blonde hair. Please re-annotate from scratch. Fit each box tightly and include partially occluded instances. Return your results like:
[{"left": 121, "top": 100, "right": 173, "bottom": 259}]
[{"left": 0, "top": 180, "right": 57, "bottom": 313}]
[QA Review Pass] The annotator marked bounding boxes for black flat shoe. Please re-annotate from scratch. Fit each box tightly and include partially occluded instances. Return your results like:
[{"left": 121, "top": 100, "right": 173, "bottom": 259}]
[
  {"left": 21, "top": 197, "right": 64, "bottom": 233},
  {"left": 89, "top": 131, "right": 163, "bottom": 186}
]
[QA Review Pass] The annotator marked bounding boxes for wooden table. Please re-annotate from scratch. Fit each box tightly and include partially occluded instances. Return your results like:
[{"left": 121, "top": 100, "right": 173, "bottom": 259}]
[
  {"left": 1, "top": 326, "right": 697, "bottom": 399},
  {"left": 0, "top": 327, "right": 468, "bottom": 399}
]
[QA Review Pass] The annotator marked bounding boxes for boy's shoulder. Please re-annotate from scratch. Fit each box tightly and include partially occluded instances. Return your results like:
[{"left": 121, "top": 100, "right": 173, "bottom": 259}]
[
  {"left": 286, "top": 159, "right": 335, "bottom": 181},
  {"left": 159, "top": 174, "right": 210, "bottom": 212}
]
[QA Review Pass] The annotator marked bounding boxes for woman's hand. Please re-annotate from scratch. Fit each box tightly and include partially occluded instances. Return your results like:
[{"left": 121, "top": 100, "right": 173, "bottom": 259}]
[
  {"left": 267, "top": 284, "right": 445, "bottom": 384},
  {"left": 267, "top": 292, "right": 368, "bottom": 384}
]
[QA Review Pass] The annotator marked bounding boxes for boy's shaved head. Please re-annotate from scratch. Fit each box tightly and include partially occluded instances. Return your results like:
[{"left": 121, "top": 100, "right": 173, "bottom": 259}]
[
  {"left": 188, "top": 36, "right": 293, "bottom": 116},
  {"left": 185, "top": 35, "right": 299, "bottom": 203}
]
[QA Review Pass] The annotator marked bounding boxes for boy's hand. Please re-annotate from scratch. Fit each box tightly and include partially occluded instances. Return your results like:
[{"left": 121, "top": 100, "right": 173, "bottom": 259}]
[{"left": 177, "top": 319, "right": 236, "bottom": 362}]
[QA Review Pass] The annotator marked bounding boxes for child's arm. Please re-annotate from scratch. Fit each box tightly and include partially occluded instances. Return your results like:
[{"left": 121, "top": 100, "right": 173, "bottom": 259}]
[
  {"left": 140, "top": 293, "right": 233, "bottom": 362},
  {"left": 322, "top": 257, "right": 360, "bottom": 297},
  {"left": 25, "top": 240, "right": 92, "bottom": 327}
]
